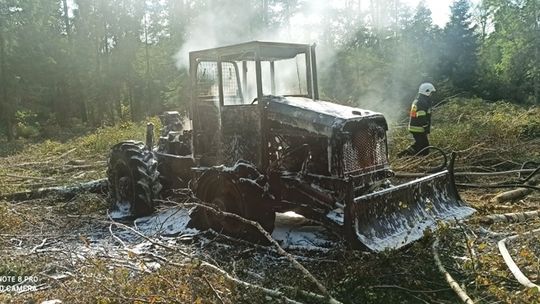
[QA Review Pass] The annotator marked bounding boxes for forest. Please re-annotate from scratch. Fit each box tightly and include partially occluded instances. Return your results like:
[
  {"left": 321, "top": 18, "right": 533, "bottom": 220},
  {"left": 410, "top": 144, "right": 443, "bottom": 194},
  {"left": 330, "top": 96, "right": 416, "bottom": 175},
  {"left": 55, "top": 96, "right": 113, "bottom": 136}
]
[
  {"left": 0, "top": 1, "right": 540, "bottom": 304},
  {"left": 0, "top": 0, "right": 538, "bottom": 141}
]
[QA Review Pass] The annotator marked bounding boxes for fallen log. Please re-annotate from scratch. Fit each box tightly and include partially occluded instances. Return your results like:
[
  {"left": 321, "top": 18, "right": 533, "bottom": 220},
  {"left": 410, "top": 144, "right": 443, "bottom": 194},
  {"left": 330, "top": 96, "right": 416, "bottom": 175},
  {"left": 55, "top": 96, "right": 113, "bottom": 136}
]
[
  {"left": 491, "top": 167, "right": 540, "bottom": 203},
  {"left": 4, "top": 174, "right": 55, "bottom": 182},
  {"left": 491, "top": 174, "right": 539, "bottom": 203},
  {"left": 475, "top": 210, "right": 540, "bottom": 224},
  {"left": 432, "top": 237, "right": 475, "bottom": 304},
  {"left": 395, "top": 168, "right": 537, "bottom": 178},
  {"left": 6, "top": 148, "right": 77, "bottom": 168},
  {"left": 1, "top": 178, "right": 108, "bottom": 201}
]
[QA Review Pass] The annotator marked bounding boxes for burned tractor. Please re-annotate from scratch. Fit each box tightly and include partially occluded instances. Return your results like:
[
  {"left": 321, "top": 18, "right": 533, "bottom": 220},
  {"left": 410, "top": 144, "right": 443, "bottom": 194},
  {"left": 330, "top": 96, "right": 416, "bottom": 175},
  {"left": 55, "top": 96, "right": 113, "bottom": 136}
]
[{"left": 107, "top": 41, "right": 475, "bottom": 252}]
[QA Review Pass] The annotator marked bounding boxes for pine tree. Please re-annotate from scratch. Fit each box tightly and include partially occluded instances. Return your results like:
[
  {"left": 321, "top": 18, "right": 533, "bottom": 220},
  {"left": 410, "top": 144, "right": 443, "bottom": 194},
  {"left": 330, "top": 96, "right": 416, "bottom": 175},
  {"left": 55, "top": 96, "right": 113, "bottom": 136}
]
[
  {"left": 477, "top": 0, "right": 539, "bottom": 104},
  {"left": 441, "top": 0, "right": 479, "bottom": 92}
]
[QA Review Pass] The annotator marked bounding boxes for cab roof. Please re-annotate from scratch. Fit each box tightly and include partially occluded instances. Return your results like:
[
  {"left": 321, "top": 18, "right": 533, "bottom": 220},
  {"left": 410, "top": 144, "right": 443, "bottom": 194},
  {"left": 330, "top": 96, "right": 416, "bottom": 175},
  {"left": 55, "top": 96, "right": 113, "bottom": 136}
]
[{"left": 189, "top": 41, "right": 312, "bottom": 62}]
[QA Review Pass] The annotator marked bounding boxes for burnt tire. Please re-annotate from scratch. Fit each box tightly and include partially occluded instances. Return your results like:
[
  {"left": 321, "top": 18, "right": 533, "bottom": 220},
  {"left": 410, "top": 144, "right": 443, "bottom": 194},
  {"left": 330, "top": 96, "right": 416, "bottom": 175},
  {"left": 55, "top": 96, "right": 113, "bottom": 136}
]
[
  {"left": 191, "top": 163, "right": 275, "bottom": 240},
  {"left": 237, "top": 178, "right": 276, "bottom": 233},
  {"left": 107, "top": 141, "right": 162, "bottom": 218},
  {"left": 233, "top": 160, "right": 276, "bottom": 233}
]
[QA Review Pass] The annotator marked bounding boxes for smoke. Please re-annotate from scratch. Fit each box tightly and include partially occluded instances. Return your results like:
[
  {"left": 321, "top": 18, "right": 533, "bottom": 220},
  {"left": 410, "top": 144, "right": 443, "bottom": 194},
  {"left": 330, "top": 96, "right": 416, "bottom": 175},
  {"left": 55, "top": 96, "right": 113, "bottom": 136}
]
[
  {"left": 174, "top": 0, "right": 429, "bottom": 127},
  {"left": 174, "top": 0, "right": 335, "bottom": 70}
]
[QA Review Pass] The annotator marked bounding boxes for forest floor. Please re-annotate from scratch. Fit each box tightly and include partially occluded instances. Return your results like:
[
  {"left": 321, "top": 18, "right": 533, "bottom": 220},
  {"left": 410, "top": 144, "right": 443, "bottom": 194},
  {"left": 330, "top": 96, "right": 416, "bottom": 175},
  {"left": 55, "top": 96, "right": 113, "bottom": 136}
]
[{"left": 0, "top": 99, "right": 539, "bottom": 304}]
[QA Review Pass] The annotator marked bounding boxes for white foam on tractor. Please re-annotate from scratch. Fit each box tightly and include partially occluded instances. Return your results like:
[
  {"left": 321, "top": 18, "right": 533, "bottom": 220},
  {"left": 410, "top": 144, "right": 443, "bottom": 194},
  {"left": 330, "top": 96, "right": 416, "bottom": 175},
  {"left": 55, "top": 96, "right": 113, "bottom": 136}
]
[{"left": 109, "top": 201, "right": 133, "bottom": 220}]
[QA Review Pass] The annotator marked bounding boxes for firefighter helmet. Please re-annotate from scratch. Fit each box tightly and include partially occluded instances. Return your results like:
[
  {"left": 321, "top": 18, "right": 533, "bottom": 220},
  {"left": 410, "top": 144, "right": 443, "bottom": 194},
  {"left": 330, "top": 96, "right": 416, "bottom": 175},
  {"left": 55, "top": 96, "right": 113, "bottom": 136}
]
[{"left": 418, "top": 83, "right": 436, "bottom": 96}]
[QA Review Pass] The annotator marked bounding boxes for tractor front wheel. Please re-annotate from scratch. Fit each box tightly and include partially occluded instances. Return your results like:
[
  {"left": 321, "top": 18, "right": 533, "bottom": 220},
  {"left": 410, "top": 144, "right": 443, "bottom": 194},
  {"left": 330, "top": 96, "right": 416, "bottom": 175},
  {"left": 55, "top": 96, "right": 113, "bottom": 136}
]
[{"left": 107, "top": 141, "right": 162, "bottom": 218}]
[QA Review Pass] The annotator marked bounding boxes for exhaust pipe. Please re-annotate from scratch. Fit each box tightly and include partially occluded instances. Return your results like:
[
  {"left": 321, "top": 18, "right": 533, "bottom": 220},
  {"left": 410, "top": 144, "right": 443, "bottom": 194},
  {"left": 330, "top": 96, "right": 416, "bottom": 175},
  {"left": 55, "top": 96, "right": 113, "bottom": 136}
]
[{"left": 146, "top": 122, "right": 154, "bottom": 150}]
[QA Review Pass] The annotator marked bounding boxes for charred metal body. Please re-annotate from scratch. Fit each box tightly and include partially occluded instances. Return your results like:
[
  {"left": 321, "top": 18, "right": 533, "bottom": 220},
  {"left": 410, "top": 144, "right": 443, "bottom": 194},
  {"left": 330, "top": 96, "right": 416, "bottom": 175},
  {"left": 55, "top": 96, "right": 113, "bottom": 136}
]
[{"left": 107, "top": 41, "right": 474, "bottom": 251}]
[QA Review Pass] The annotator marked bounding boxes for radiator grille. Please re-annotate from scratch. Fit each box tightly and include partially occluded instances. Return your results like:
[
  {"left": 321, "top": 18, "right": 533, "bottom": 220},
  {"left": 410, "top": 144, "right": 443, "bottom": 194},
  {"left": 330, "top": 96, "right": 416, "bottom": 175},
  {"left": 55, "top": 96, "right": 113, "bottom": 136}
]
[{"left": 343, "top": 123, "right": 387, "bottom": 174}]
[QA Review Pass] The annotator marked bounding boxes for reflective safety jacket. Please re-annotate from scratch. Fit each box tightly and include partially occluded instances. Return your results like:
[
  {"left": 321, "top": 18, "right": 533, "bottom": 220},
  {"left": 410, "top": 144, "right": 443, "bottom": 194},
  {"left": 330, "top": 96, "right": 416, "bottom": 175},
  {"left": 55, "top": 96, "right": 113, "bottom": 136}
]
[{"left": 408, "top": 94, "right": 432, "bottom": 134}]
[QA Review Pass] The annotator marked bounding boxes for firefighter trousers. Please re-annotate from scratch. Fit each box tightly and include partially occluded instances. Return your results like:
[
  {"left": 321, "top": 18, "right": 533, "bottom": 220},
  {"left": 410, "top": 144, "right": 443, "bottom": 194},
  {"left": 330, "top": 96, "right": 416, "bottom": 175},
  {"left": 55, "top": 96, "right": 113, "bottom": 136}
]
[{"left": 398, "top": 133, "right": 430, "bottom": 157}]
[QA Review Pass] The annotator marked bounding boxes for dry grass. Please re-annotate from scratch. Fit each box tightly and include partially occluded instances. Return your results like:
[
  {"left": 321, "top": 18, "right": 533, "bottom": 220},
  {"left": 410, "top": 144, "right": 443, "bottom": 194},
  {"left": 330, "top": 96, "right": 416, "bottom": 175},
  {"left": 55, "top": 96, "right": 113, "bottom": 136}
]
[{"left": 0, "top": 118, "right": 161, "bottom": 195}]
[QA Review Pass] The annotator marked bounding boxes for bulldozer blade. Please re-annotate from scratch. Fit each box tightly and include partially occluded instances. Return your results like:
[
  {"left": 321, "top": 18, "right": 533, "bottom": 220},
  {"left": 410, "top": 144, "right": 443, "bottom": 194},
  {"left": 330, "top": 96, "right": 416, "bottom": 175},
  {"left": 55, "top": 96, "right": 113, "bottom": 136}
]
[{"left": 347, "top": 170, "right": 475, "bottom": 252}]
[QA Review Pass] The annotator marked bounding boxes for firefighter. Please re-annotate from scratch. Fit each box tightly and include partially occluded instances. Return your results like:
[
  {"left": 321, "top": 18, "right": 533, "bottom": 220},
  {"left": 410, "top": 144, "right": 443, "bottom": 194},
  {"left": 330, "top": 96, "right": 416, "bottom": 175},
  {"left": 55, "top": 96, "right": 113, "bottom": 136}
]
[{"left": 398, "top": 82, "right": 436, "bottom": 157}]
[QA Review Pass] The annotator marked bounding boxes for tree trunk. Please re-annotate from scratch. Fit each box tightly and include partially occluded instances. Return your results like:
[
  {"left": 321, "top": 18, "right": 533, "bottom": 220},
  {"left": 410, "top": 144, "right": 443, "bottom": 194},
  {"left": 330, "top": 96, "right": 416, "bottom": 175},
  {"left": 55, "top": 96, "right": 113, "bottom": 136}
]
[
  {"left": 62, "top": 0, "right": 71, "bottom": 41},
  {"left": 0, "top": 23, "right": 13, "bottom": 141},
  {"left": 94, "top": 34, "right": 103, "bottom": 126},
  {"left": 144, "top": 12, "right": 150, "bottom": 78},
  {"left": 80, "top": 98, "right": 88, "bottom": 123},
  {"left": 128, "top": 82, "right": 136, "bottom": 122},
  {"left": 534, "top": 1, "right": 539, "bottom": 104},
  {"left": 73, "top": 0, "right": 89, "bottom": 123},
  {"left": 144, "top": 4, "right": 151, "bottom": 119}
]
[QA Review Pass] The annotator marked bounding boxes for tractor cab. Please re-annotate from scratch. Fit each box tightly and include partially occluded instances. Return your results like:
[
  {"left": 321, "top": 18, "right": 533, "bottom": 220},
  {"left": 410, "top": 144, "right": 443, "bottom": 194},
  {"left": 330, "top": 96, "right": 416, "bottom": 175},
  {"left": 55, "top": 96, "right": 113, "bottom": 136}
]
[{"left": 188, "top": 41, "right": 318, "bottom": 168}]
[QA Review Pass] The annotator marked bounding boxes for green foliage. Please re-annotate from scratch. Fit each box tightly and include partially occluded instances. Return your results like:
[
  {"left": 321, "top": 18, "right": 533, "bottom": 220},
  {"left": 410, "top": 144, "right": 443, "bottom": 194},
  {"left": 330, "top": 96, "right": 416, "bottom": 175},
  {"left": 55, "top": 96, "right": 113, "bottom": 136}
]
[
  {"left": 76, "top": 117, "right": 160, "bottom": 155},
  {"left": 13, "top": 110, "right": 39, "bottom": 139},
  {"left": 440, "top": 0, "right": 479, "bottom": 92},
  {"left": 432, "top": 98, "right": 539, "bottom": 144},
  {"left": 0, "top": 0, "right": 189, "bottom": 141},
  {"left": 477, "top": 0, "right": 540, "bottom": 104}
]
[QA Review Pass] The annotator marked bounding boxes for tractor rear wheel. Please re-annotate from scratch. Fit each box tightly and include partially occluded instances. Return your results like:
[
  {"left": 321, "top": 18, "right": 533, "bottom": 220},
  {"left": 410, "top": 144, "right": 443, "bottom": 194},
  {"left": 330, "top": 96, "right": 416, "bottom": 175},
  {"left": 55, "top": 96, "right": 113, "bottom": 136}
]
[
  {"left": 192, "top": 163, "right": 275, "bottom": 239},
  {"left": 195, "top": 170, "right": 245, "bottom": 234},
  {"left": 107, "top": 141, "right": 162, "bottom": 218}
]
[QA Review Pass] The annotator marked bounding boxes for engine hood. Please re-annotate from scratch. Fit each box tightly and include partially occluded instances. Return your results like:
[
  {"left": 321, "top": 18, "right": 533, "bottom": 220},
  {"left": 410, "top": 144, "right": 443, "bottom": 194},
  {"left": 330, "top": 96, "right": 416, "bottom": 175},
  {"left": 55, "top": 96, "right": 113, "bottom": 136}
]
[{"left": 265, "top": 96, "right": 387, "bottom": 137}]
